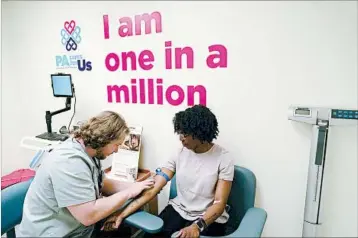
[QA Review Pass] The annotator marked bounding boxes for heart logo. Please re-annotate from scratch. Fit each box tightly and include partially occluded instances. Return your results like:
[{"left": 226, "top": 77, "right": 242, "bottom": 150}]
[
  {"left": 66, "top": 37, "right": 77, "bottom": 51},
  {"left": 64, "top": 20, "right": 76, "bottom": 35}
]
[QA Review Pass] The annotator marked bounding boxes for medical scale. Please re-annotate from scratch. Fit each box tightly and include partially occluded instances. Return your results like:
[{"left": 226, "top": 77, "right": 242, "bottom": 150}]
[{"left": 288, "top": 106, "right": 358, "bottom": 237}]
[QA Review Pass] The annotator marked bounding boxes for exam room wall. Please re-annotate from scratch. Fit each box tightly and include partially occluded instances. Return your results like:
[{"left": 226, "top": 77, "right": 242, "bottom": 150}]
[{"left": 1, "top": 1, "right": 357, "bottom": 237}]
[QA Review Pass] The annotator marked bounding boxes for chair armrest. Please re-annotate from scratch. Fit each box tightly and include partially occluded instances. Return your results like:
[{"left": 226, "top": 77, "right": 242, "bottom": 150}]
[
  {"left": 226, "top": 207, "right": 267, "bottom": 237},
  {"left": 123, "top": 211, "right": 163, "bottom": 234}
]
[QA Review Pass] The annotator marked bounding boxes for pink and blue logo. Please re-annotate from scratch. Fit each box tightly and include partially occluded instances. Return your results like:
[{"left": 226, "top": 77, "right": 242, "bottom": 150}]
[
  {"left": 56, "top": 20, "right": 92, "bottom": 71},
  {"left": 61, "top": 20, "right": 82, "bottom": 51}
]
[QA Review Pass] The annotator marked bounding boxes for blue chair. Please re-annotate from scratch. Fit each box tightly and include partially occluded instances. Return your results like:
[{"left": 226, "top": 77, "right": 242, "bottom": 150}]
[
  {"left": 168, "top": 165, "right": 267, "bottom": 237},
  {"left": 1, "top": 177, "right": 162, "bottom": 237},
  {"left": 1, "top": 178, "right": 34, "bottom": 238}
]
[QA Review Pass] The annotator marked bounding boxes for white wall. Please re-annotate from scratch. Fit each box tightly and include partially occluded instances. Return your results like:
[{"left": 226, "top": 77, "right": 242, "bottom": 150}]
[{"left": 2, "top": 1, "right": 357, "bottom": 237}]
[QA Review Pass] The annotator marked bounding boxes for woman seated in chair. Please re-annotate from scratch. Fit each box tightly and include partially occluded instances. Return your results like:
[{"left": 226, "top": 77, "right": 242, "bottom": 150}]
[{"left": 102, "top": 105, "right": 234, "bottom": 238}]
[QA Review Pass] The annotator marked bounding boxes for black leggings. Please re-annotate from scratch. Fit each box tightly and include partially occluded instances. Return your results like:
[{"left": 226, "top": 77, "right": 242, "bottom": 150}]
[{"left": 148, "top": 205, "right": 226, "bottom": 237}]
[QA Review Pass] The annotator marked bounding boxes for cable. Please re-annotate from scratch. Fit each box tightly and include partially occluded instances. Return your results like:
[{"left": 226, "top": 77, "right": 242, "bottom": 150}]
[{"left": 68, "top": 91, "right": 76, "bottom": 132}]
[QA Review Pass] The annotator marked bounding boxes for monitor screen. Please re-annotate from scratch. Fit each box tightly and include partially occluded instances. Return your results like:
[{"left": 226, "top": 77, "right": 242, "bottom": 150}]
[{"left": 51, "top": 74, "right": 73, "bottom": 97}]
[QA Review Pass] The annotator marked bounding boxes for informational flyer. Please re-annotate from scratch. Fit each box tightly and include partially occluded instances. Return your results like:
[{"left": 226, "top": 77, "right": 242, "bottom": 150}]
[{"left": 106, "top": 125, "right": 143, "bottom": 182}]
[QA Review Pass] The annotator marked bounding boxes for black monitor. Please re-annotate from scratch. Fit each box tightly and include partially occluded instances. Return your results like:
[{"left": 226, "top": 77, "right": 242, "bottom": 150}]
[
  {"left": 51, "top": 74, "right": 74, "bottom": 98},
  {"left": 36, "top": 73, "right": 75, "bottom": 141}
]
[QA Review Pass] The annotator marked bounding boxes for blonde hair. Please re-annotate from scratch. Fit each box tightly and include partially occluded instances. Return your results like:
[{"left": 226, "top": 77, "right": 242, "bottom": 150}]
[{"left": 73, "top": 111, "right": 129, "bottom": 149}]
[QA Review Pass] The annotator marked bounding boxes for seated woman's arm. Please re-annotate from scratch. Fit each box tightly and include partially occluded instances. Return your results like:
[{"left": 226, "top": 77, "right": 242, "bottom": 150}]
[
  {"left": 66, "top": 179, "right": 154, "bottom": 226},
  {"left": 202, "top": 179, "right": 232, "bottom": 225},
  {"left": 121, "top": 168, "right": 174, "bottom": 217},
  {"left": 101, "top": 175, "right": 133, "bottom": 196},
  {"left": 178, "top": 179, "right": 232, "bottom": 238},
  {"left": 101, "top": 168, "right": 174, "bottom": 231}
]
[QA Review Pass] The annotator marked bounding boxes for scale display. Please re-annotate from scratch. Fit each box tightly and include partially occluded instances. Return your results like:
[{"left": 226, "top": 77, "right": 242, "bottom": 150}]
[
  {"left": 331, "top": 109, "right": 358, "bottom": 120},
  {"left": 288, "top": 105, "right": 358, "bottom": 237}
]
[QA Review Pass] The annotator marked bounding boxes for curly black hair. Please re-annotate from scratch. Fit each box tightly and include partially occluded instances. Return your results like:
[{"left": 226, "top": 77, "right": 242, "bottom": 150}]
[{"left": 173, "top": 105, "right": 219, "bottom": 143}]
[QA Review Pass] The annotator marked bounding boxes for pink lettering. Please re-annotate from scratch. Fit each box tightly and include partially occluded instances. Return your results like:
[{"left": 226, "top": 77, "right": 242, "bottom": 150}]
[
  {"left": 106, "top": 12, "right": 162, "bottom": 38},
  {"left": 104, "top": 50, "right": 154, "bottom": 72},
  {"left": 130, "top": 79, "right": 137, "bottom": 103},
  {"left": 103, "top": 15, "right": 110, "bottom": 39},
  {"left": 166, "top": 85, "right": 185, "bottom": 106},
  {"left": 118, "top": 17, "right": 133, "bottom": 37},
  {"left": 105, "top": 53, "right": 120, "bottom": 71},
  {"left": 107, "top": 85, "right": 129, "bottom": 103},
  {"left": 165, "top": 41, "right": 194, "bottom": 69},
  {"left": 138, "top": 50, "right": 154, "bottom": 70},
  {"left": 139, "top": 78, "right": 146, "bottom": 103},
  {"left": 165, "top": 41, "right": 172, "bottom": 69},
  {"left": 175, "top": 47, "right": 194, "bottom": 69},
  {"left": 134, "top": 11, "right": 162, "bottom": 35},
  {"left": 107, "top": 79, "right": 206, "bottom": 106},
  {"left": 156, "top": 78, "right": 163, "bottom": 105},
  {"left": 121, "top": 51, "right": 136, "bottom": 71},
  {"left": 147, "top": 78, "right": 155, "bottom": 104},
  {"left": 206, "top": 44, "right": 227, "bottom": 68},
  {"left": 188, "top": 85, "right": 206, "bottom": 106}
]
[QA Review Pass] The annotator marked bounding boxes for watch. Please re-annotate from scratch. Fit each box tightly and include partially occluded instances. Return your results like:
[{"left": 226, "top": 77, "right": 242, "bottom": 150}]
[
  {"left": 155, "top": 168, "right": 170, "bottom": 182},
  {"left": 194, "top": 218, "right": 207, "bottom": 232}
]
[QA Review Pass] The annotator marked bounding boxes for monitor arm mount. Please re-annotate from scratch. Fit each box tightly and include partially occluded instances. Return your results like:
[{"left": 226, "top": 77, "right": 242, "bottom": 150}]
[{"left": 45, "top": 97, "right": 72, "bottom": 133}]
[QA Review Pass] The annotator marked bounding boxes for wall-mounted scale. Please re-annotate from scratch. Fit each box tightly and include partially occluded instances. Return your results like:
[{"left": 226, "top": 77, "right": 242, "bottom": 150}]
[{"left": 288, "top": 106, "right": 358, "bottom": 237}]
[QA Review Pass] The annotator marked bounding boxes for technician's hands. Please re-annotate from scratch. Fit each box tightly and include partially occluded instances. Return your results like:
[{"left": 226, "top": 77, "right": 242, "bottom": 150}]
[
  {"left": 126, "top": 178, "right": 155, "bottom": 198},
  {"left": 177, "top": 224, "right": 200, "bottom": 238},
  {"left": 101, "top": 211, "right": 123, "bottom": 231}
]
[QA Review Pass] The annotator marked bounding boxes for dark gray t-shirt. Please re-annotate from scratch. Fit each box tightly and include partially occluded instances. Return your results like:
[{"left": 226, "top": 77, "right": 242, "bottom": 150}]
[{"left": 17, "top": 138, "right": 103, "bottom": 237}]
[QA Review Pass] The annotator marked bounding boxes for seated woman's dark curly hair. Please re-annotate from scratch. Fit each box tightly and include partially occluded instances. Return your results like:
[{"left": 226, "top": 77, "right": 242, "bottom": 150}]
[{"left": 173, "top": 105, "right": 219, "bottom": 143}]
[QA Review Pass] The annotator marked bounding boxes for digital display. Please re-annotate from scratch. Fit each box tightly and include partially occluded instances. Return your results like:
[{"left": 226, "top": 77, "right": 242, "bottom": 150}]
[
  {"left": 51, "top": 74, "right": 73, "bottom": 97},
  {"left": 331, "top": 109, "right": 358, "bottom": 120},
  {"left": 295, "top": 108, "right": 311, "bottom": 115}
]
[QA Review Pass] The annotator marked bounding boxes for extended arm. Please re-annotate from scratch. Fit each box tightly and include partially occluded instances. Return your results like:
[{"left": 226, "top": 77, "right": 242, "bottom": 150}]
[
  {"left": 67, "top": 189, "right": 131, "bottom": 226},
  {"left": 66, "top": 179, "right": 154, "bottom": 226},
  {"left": 118, "top": 168, "right": 175, "bottom": 220},
  {"left": 101, "top": 175, "right": 133, "bottom": 196}
]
